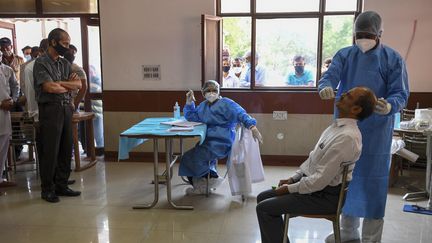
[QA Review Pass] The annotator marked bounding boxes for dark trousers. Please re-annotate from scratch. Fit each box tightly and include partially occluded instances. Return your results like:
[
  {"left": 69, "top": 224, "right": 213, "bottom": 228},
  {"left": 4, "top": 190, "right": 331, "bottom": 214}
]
[
  {"left": 256, "top": 185, "right": 341, "bottom": 243},
  {"left": 38, "top": 103, "right": 73, "bottom": 192}
]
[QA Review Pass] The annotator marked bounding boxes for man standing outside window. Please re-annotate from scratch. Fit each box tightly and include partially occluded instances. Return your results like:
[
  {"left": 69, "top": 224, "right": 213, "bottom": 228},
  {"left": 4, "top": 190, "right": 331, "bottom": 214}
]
[
  {"left": 241, "top": 51, "right": 266, "bottom": 87},
  {"left": 285, "top": 55, "right": 315, "bottom": 86},
  {"left": 318, "top": 11, "right": 409, "bottom": 243},
  {"left": 34, "top": 28, "right": 82, "bottom": 203}
]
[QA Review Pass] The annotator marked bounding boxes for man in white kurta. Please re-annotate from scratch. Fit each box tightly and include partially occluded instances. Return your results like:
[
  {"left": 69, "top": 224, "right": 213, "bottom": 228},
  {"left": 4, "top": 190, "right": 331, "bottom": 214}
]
[{"left": 0, "top": 55, "right": 19, "bottom": 187}]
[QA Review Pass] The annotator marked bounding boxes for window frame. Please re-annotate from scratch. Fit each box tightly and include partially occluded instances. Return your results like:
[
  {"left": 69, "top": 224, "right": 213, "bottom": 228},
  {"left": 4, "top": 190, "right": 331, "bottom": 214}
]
[{"left": 217, "top": 0, "right": 363, "bottom": 91}]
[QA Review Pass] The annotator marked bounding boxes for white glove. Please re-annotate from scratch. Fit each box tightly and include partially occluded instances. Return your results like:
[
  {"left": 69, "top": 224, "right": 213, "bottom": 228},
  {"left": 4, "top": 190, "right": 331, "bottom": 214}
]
[
  {"left": 319, "top": 87, "right": 335, "bottom": 100},
  {"left": 186, "top": 89, "right": 196, "bottom": 104},
  {"left": 375, "top": 98, "right": 392, "bottom": 115},
  {"left": 251, "top": 126, "right": 263, "bottom": 144}
]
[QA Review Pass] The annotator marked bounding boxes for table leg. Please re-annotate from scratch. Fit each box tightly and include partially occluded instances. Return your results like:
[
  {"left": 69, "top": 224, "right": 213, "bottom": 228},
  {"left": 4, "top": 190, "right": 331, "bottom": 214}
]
[
  {"left": 426, "top": 134, "right": 432, "bottom": 208},
  {"left": 179, "top": 138, "right": 190, "bottom": 184},
  {"left": 165, "top": 138, "right": 193, "bottom": 210},
  {"left": 403, "top": 132, "right": 432, "bottom": 201},
  {"left": 133, "top": 139, "right": 159, "bottom": 209},
  {"left": 403, "top": 191, "right": 428, "bottom": 200},
  {"left": 72, "top": 122, "right": 81, "bottom": 171},
  {"left": 87, "top": 119, "right": 96, "bottom": 161},
  {"left": 75, "top": 118, "right": 98, "bottom": 172}
]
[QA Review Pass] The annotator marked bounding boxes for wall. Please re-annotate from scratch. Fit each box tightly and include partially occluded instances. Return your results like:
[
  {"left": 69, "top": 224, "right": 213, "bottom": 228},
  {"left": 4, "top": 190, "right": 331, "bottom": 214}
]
[
  {"left": 365, "top": 0, "right": 432, "bottom": 92},
  {"left": 100, "top": 0, "right": 432, "bottom": 162},
  {"left": 100, "top": 0, "right": 211, "bottom": 91}
]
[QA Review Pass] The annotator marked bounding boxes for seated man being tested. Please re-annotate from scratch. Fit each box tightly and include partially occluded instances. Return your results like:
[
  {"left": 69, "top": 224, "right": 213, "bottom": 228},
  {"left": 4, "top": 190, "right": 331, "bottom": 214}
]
[
  {"left": 180, "top": 80, "right": 262, "bottom": 195},
  {"left": 256, "top": 86, "right": 377, "bottom": 243}
]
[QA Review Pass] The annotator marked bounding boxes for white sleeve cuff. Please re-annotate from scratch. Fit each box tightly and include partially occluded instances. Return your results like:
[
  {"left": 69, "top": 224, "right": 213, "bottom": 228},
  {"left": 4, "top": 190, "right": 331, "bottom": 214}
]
[
  {"left": 287, "top": 182, "right": 300, "bottom": 193},
  {"left": 291, "top": 170, "right": 303, "bottom": 182}
]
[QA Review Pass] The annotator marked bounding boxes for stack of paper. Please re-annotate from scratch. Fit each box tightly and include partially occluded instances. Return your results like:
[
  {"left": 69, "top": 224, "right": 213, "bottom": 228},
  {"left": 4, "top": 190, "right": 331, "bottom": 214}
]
[
  {"left": 161, "top": 120, "right": 203, "bottom": 127},
  {"left": 162, "top": 120, "right": 203, "bottom": 132},
  {"left": 167, "top": 126, "right": 194, "bottom": 132}
]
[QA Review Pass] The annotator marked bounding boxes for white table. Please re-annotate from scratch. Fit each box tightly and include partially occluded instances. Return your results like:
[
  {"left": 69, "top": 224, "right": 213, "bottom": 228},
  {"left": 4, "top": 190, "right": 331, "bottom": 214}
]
[
  {"left": 118, "top": 117, "right": 206, "bottom": 210},
  {"left": 394, "top": 128, "right": 432, "bottom": 207}
]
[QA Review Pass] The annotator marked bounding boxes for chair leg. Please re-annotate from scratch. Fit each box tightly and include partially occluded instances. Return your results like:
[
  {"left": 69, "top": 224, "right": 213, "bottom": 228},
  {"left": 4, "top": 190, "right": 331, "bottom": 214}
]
[
  {"left": 333, "top": 219, "right": 341, "bottom": 243},
  {"left": 283, "top": 214, "right": 289, "bottom": 243},
  {"left": 33, "top": 144, "right": 39, "bottom": 177},
  {"left": 10, "top": 145, "right": 17, "bottom": 174},
  {"left": 206, "top": 161, "right": 211, "bottom": 197}
]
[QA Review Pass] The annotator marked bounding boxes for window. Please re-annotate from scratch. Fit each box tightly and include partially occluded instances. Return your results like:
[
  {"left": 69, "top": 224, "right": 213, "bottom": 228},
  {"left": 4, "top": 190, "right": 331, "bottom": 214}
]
[{"left": 217, "top": 0, "right": 362, "bottom": 89}]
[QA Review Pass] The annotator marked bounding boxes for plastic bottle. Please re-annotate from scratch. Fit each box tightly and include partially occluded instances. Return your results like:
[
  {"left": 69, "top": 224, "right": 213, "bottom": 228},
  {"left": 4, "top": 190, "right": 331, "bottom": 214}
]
[
  {"left": 173, "top": 102, "right": 181, "bottom": 119},
  {"left": 394, "top": 112, "right": 400, "bottom": 129}
]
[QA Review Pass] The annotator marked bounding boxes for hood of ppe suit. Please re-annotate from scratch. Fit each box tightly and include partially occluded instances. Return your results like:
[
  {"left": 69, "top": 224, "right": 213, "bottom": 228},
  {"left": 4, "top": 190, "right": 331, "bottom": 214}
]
[
  {"left": 201, "top": 80, "right": 220, "bottom": 97},
  {"left": 354, "top": 11, "right": 383, "bottom": 37}
]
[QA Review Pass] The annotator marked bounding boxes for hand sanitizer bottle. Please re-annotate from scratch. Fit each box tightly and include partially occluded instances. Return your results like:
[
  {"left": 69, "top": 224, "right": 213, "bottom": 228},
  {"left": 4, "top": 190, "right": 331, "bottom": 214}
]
[{"left": 173, "top": 102, "right": 181, "bottom": 119}]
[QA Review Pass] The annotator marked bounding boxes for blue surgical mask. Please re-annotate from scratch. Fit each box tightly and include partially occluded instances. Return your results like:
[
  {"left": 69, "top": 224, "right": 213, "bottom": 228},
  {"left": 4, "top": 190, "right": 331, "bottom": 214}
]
[
  {"left": 246, "top": 62, "right": 251, "bottom": 68},
  {"left": 24, "top": 54, "right": 31, "bottom": 61},
  {"left": 294, "top": 66, "right": 304, "bottom": 74}
]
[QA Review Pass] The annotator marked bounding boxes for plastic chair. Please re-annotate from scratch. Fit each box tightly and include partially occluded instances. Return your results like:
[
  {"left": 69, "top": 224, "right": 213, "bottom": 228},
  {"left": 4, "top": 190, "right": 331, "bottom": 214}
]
[
  {"left": 282, "top": 161, "right": 354, "bottom": 243},
  {"left": 9, "top": 112, "right": 39, "bottom": 174}
]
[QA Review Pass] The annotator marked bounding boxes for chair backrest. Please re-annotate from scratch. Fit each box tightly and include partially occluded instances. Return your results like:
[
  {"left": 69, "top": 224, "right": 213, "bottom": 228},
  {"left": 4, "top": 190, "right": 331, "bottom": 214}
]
[
  {"left": 10, "top": 112, "right": 37, "bottom": 145},
  {"left": 401, "top": 109, "right": 415, "bottom": 121},
  {"left": 335, "top": 161, "right": 355, "bottom": 217}
]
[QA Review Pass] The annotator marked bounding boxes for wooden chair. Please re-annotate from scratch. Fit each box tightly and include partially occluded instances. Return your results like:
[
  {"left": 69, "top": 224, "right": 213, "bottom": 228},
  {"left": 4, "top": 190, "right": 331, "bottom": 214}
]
[
  {"left": 282, "top": 161, "right": 354, "bottom": 243},
  {"left": 9, "top": 112, "right": 39, "bottom": 174}
]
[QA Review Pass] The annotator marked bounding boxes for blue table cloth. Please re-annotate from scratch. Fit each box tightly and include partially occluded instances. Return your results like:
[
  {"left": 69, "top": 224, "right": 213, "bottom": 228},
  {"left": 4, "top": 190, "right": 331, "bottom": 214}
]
[{"left": 118, "top": 117, "right": 207, "bottom": 160}]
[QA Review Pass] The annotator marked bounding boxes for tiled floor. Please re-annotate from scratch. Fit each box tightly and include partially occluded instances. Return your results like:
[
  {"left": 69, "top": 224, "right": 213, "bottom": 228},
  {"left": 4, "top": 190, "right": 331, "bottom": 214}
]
[{"left": 0, "top": 160, "right": 431, "bottom": 243}]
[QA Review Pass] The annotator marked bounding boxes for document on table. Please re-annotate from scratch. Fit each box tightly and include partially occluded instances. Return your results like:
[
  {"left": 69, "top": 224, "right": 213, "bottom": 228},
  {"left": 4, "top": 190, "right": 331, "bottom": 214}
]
[
  {"left": 161, "top": 120, "right": 203, "bottom": 127},
  {"left": 167, "top": 126, "right": 194, "bottom": 132}
]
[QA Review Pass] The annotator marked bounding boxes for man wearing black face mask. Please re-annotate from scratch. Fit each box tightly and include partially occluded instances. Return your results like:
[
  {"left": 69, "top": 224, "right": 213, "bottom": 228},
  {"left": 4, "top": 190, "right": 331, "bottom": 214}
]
[
  {"left": 33, "top": 28, "right": 82, "bottom": 203},
  {"left": 285, "top": 55, "right": 315, "bottom": 86},
  {"left": 222, "top": 58, "right": 239, "bottom": 88}
]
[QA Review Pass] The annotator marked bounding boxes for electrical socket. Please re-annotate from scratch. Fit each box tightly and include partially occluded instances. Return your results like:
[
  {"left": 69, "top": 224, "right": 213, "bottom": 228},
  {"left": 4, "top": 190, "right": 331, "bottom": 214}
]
[{"left": 273, "top": 111, "right": 287, "bottom": 120}]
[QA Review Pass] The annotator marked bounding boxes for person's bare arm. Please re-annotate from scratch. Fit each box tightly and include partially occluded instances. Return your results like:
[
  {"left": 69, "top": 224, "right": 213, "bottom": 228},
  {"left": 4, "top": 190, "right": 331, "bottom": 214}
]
[
  {"left": 73, "top": 78, "right": 87, "bottom": 109},
  {"left": 59, "top": 73, "right": 82, "bottom": 91},
  {"left": 42, "top": 82, "right": 68, "bottom": 94}
]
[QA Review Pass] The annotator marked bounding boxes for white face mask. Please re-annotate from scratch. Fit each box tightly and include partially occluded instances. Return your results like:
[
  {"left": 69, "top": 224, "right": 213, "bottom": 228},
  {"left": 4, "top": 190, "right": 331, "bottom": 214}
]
[
  {"left": 24, "top": 54, "right": 31, "bottom": 61},
  {"left": 233, "top": 67, "right": 242, "bottom": 74},
  {"left": 355, "top": 39, "right": 376, "bottom": 53},
  {"left": 205, "top": 92, "right": 219, "bottom": 103}
]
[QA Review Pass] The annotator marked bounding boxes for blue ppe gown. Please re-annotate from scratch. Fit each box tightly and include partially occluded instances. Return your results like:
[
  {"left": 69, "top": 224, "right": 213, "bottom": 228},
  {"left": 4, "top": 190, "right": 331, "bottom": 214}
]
[
  {"left": 318, "top": 44, "right": 409, "bottom": 218},
  {"left": 179, "top": 97, "right": 256, "bottom": 177}
]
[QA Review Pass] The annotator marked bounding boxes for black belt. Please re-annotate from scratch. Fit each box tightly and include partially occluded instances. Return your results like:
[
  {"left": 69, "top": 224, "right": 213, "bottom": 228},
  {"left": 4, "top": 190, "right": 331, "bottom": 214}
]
[{"left": 40, "top": 100, "right": 71, "bottom": 106}]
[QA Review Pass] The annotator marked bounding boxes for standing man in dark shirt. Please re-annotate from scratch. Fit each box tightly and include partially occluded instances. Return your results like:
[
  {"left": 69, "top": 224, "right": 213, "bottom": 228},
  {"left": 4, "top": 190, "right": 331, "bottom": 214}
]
[{"left": 33, "top": 28, "right": 82, "bottom": 203}]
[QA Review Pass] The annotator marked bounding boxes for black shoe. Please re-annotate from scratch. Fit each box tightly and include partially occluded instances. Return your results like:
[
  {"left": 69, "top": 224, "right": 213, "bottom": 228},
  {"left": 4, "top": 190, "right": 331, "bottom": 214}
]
[
  {"left": 41, "top": 191, "right": 60, "bottom": 203},
  {"left": 55, "top": 187, "right": 81, "bottom": 197},
  {"left": 67, "top": 179, "right": 76, "bottom": 185}
]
